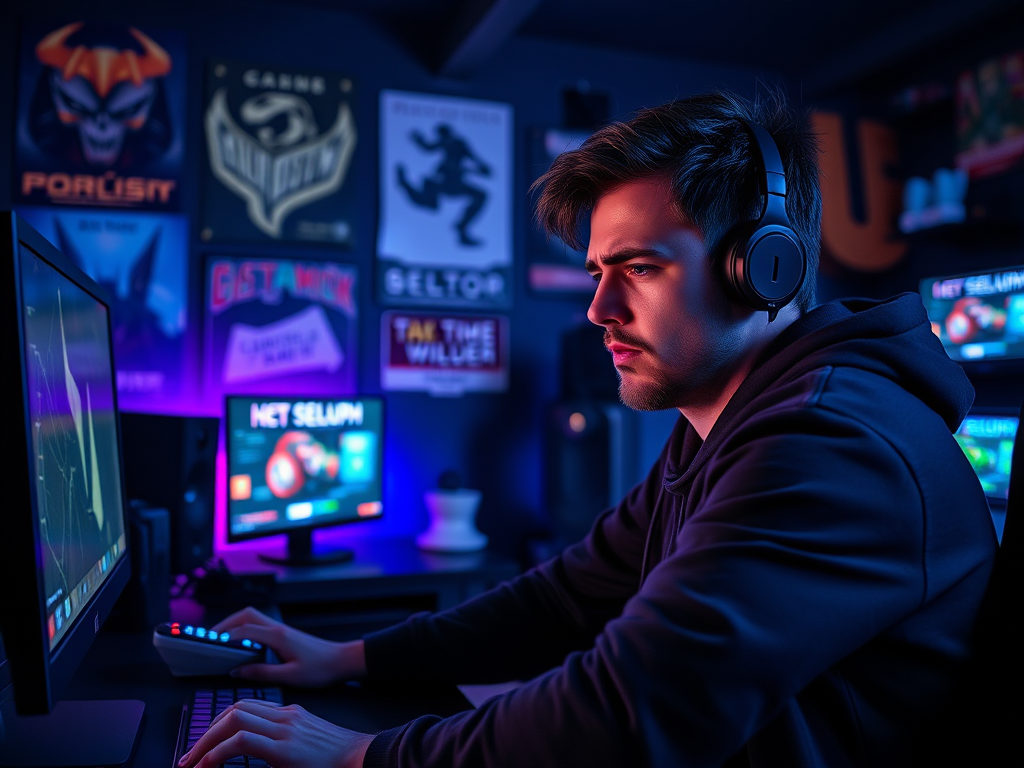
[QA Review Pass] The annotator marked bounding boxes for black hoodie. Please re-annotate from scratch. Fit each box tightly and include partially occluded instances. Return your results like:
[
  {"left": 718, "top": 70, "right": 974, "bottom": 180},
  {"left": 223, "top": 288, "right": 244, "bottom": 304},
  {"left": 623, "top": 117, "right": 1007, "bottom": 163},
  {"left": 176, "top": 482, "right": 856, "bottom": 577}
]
[{"left": 364, "top": 294, "right": 997, "bottom": 768}]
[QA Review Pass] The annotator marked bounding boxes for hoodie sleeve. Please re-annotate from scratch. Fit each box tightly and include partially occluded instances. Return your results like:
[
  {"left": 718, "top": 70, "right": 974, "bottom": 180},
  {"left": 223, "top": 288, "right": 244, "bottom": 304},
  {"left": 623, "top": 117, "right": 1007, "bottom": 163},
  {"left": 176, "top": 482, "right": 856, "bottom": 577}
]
[
  {"left": 362, "top": 404, "right": 941, "bottom": 768},
  {"left": 363, "top": 436, "right": 675, "bottom": 687}
]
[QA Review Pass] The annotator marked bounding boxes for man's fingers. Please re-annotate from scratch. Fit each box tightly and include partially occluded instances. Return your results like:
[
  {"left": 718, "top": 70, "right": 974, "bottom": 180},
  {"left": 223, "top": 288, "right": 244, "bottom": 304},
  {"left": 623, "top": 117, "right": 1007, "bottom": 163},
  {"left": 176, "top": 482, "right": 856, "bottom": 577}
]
[
  {"left": 211, "top": 607, "right": 274, "bottom": 633},
  {"left": 192, "top": 731, "right": 276, "bottom": 768},
  {"left": 209, "top": 698, "right": 283, "bottom": 728},
  {"left": 219, "top": 623, "right": 282, "bottom": 650},
  {"left": 181, "top": 708, "right": 281, "bottom": 768}
]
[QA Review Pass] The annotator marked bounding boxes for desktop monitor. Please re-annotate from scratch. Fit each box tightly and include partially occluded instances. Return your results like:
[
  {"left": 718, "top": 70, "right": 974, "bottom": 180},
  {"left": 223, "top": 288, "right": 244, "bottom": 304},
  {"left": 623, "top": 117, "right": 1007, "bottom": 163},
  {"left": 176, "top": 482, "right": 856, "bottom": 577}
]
[
  {"left": 226, "top": 395, "right": 384, "bottom": 565},
  {"left": 0, "top": 213, "right": 143, "bottom": 765},
  {"left": 919, "top": 265, "right": 1024, "bottom": 363}
]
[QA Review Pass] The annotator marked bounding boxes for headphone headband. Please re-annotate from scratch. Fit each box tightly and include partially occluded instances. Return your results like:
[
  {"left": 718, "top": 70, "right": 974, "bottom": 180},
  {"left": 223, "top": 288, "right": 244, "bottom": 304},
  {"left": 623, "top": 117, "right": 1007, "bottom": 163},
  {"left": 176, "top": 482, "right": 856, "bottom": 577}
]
[
  {"left": 722, "top": 118, "right": 806, "bottom": 321},
  {"left": 737, "top": 118, "right": 788, "bottom": 224}
]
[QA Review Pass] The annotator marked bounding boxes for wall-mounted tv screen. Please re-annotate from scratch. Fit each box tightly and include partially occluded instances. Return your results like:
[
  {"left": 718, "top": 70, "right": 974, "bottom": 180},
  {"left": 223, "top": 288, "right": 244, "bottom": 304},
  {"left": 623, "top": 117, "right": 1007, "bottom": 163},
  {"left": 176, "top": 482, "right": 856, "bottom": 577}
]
[{"left": 920, "top": 266, "right": 1024, "bottom": 362}]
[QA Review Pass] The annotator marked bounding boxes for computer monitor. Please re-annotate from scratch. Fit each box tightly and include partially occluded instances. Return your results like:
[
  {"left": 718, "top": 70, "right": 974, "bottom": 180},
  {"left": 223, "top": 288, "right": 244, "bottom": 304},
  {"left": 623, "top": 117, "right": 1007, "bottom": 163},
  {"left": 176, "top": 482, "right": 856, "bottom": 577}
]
[
  {"left": 226, "top": 395, "right": 384, "bottom": 566},
  {"left": 0, "top": 213, "right": 143, "bottom": 766},
  {"left": 919, "top": 266, "right": 1024, "bottom": 363},
  {"left": 954, "top": 410, "right": 1018, "bottom": 543}
]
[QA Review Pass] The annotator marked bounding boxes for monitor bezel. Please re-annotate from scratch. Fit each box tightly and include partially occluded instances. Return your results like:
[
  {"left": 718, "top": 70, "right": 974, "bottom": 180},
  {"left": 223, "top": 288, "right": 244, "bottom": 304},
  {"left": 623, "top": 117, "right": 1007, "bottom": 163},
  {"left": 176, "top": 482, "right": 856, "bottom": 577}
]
[
  {"left": 224, "top": 393, "right": 386, "bottom": 545},
  {"left": 0, "top": 212, "right": 132, "bottom": 715}
]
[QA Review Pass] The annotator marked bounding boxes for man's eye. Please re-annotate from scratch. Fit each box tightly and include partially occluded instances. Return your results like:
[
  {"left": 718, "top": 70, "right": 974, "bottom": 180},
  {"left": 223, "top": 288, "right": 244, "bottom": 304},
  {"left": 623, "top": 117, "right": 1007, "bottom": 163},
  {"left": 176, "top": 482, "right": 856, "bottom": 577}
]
[{"left": 629, "top": 265, "right": 653, "bottom": 277}]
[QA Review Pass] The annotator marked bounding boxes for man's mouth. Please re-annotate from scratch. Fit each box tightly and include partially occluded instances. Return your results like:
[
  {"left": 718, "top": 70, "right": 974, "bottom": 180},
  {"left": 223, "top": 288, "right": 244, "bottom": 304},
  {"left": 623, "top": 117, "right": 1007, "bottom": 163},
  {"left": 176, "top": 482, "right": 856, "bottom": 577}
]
[
  {"left": 605, "top": 341, "right": 644, "bottom": 366},
  {"left": 604, "top": 330, "right": 651, "bottom": 366},
  {"left": 598, "top": 333, "right": 647, "bottom": 366}
]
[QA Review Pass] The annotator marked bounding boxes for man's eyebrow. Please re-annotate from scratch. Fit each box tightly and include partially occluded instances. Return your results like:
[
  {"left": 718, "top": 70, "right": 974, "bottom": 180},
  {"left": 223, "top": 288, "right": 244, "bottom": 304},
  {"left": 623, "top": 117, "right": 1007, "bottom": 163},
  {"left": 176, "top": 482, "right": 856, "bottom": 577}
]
[{"left": 584, "top": 248, "right": 668, "bottom": 272}]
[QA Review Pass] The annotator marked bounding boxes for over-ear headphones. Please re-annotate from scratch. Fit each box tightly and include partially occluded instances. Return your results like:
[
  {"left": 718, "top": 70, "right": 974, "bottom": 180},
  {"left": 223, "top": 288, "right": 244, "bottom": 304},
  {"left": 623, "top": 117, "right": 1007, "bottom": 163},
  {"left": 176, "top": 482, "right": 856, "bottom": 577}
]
[{"left": 722, "top": 119, "right": 806, "bottom": 322}]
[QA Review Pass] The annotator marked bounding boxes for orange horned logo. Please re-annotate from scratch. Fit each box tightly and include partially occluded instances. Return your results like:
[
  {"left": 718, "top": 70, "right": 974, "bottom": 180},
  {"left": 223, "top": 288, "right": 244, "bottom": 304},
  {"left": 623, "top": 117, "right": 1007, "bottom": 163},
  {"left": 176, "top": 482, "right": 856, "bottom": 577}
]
[{"left": 36, "top": 22, "right": 172, "bottom": 99}]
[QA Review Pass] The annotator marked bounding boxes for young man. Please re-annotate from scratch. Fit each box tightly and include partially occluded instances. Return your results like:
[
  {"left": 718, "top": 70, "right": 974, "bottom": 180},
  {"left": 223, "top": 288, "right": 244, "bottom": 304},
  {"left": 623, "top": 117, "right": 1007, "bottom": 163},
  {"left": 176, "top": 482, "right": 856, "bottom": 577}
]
[{"left": 180, "top": 93, "right": 996, "bottom": 768}]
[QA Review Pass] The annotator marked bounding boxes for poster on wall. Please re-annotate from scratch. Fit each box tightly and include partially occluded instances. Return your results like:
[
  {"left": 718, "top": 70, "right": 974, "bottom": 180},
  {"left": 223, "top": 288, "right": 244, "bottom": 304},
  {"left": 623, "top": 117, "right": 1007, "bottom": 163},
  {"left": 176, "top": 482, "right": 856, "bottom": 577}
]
[
  {"left": 811, "top": 111, "right": 906, "bottom": 273},
  {"left": 205, "top": 256, "right": 358, "bottom": 400},
  {"left": 526, "top": 127, "right": 593, "bottom": 295},
  {"left": 381, "top": 311, "right": 508, "bottom": 396},
  {"left": 15, "top": 21, "right": 186, "bottom": 210},
  {"left": 377, "top": 90, "right": 513, "bottom": 309},
  {"left": 955, "top": 50, "right": 1024, "bottom": 179},
  {"left": 18, "top": 206, "right": 189, "bottom": 409},
  {"left": 202, "top": 61, "right": 358, "bottom": 245}
]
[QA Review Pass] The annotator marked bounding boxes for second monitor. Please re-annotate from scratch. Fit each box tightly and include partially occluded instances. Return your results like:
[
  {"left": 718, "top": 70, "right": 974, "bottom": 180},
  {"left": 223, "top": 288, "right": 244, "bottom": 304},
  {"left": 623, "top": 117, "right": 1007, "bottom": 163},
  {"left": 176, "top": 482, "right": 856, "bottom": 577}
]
[{"left": 226, "top": 395, "right": 384, "bottom": 566}]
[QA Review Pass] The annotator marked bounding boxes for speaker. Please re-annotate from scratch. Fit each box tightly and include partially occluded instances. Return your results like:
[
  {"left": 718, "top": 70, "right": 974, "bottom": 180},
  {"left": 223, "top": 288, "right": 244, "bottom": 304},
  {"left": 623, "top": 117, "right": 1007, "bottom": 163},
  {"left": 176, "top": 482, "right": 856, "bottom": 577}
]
[
  {"left": 721, "top": 119, "right": 806, "bottom": 321},
  {"left": 110, "top": 503, "right": 171, "bottom": 630},
  {"left": 120, "top": 413, "right": 219, "bottom": 575},
  {"left": 544, "top": 401, "right": 679, "bottom": 545},
  {"left": 546, "top": 400, "right": 612, "bottom": 545}
]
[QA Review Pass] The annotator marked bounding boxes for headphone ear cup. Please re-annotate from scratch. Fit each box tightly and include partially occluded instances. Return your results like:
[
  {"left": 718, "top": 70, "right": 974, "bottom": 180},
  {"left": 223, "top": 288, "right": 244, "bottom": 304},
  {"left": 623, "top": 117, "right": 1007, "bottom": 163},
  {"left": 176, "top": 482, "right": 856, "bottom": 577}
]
[
  {"left": 724, "top": 225, "right": 805, "bottom": 312},
  {"left": 721, "top": 228, "right": 751, "bottom": 303}
]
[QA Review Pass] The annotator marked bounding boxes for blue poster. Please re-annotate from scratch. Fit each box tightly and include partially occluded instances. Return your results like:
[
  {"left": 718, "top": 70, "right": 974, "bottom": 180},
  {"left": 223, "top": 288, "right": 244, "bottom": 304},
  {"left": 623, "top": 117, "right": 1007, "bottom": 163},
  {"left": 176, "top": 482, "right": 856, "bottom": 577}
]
[
  {"left": 203, "top": 61, "right": 358, "bottom": 244},
  {"left": 377, "top": 90, "right": 513, "bottom": 308},
  {"left": 205, "top": 257, "right": 358, "bottom": 401},
  {"left": 18, "top": 207, "right": 189, "bottom": 409},
  {"left": 15, "top": 21, "right": 186, "bottom": 210}
]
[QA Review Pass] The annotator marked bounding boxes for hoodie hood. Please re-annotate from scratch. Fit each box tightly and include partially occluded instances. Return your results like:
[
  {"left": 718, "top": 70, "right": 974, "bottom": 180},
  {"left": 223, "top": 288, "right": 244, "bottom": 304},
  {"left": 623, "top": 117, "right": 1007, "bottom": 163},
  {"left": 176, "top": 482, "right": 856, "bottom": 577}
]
[{"left": 665, "top": 293, "right": 975, "bottom": 485}]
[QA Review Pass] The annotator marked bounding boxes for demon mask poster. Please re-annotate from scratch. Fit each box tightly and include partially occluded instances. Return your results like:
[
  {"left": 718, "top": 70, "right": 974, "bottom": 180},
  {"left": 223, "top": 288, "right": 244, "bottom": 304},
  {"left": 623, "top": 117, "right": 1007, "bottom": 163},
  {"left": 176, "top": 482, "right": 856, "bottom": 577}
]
[{"left": 15, "top": 21, "right": 186, "bottom": 210}]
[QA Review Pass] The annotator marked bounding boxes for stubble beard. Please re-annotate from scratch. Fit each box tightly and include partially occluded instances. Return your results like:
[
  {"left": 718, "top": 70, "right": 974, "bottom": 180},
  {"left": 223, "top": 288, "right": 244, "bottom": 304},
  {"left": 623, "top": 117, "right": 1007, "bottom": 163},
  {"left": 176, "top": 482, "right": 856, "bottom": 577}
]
[
  {"left": 613, "top": 336, "right": 727, "bottom": 413},
  {"left": 615, "top": 363, "right": 691, "bottom": 411},
  {"left": 604, "top": 328, "right": 689, "bottom": 411}
]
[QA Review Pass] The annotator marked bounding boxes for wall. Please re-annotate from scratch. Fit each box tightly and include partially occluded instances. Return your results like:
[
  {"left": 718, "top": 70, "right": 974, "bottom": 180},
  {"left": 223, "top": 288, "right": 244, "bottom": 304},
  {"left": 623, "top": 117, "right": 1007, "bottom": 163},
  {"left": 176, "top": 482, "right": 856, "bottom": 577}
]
[
  {"left": 817, "top": 9, "right": 1024, "bottom": 409},
  {"left": 0, "top": 0, "right": 782, "bottom": 559}
]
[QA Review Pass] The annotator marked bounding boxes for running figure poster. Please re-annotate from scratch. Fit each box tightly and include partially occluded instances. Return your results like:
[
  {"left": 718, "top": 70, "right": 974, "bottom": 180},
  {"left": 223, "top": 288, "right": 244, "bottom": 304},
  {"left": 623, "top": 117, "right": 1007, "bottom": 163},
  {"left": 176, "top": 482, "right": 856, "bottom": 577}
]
[{"left": 377, "top": 90, "right": 513, "bottom": 309}]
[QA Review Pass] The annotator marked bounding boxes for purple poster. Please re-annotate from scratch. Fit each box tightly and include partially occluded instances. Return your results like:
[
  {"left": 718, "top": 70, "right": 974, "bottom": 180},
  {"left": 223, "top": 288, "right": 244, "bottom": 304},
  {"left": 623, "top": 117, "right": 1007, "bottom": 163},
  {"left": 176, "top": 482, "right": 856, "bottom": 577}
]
[
  {"left": 15, "top": 20, "right": 186, "bottom": 210},
  {"left": 18, "top": 206, "right": 189, "bottom": 410},
  {"left": 205, "top": 257, "right": 358, "bottom": 401}
]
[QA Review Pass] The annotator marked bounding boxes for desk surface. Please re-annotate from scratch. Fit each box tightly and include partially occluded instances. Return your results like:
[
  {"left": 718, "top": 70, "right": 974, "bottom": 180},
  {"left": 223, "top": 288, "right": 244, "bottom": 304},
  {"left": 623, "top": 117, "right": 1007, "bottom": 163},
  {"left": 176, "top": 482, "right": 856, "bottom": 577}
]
[
  {"left": 218, "top": 536, "right": 521, "bottom": 612},
  {"left": 221, "top": 536, "right": 519, "bottom": 582},
  {"left": 63, "top": 626, "right": 472, "bottom": 767}
]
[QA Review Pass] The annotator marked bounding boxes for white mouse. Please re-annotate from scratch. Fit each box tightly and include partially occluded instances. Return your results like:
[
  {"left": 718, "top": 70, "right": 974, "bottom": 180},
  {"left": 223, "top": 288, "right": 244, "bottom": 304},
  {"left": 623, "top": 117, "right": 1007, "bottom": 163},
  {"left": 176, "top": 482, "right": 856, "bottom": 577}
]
[{"left": 153, "top": 622, "right": 269, "bottom": 676}]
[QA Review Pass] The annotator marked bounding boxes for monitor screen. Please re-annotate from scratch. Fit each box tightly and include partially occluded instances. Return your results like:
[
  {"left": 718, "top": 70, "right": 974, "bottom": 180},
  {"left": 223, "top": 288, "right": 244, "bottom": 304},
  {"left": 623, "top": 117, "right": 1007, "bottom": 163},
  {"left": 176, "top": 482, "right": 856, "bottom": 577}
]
[
  {"left": 1, "top": 213, "right": 137, "bottom": 738},
  {"left": 226, "top": 396, "right": 384, "bottom": 543},
  {"left": 19, "top": 243, "right": 128, "bottom": 653},
  {"left": 954, "top": 413, "right": 1018, "bottom": 503},
  {"left": 920, "top": 266, "right": 1024, "bottom": 362}
]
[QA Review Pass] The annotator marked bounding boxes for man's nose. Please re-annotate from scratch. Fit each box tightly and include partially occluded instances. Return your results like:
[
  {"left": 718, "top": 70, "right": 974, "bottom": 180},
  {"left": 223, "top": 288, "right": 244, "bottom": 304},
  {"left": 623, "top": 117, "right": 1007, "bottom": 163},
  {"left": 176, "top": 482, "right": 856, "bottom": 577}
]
[{"left": 587, "top": 276, "right": 630, "bottom": 327}]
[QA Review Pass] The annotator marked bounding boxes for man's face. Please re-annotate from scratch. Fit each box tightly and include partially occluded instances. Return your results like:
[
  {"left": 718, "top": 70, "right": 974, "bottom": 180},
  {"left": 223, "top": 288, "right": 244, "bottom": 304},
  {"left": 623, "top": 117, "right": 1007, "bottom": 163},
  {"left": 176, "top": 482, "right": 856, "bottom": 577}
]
[{"left": 586, "top": 176, "right": 753, "bottom": 412}]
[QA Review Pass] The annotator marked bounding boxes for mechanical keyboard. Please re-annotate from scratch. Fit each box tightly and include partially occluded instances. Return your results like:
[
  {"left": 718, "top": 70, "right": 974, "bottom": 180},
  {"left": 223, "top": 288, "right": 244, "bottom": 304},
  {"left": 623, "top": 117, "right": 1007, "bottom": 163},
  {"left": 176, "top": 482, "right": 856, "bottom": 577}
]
[{"left": 173, "top": 686, "right": 283, "bottom": 768}]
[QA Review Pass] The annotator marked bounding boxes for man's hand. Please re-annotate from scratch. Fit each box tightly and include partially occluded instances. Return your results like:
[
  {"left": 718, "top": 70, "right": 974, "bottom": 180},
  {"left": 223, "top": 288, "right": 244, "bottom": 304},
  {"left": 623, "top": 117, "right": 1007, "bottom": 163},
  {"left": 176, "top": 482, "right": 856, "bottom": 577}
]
[
  {"left": 212, "top": 607, "right": 366, "bottom": 687},
  {"left": 177, "top": 699, "right": 373, "bottom": 768}
]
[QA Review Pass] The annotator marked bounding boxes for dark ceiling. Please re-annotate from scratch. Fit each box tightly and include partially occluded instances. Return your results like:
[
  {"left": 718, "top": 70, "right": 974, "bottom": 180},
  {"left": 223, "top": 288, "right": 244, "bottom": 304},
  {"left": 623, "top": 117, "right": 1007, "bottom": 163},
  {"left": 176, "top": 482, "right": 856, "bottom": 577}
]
[{"left": 291, "top": 0, "right": 1020, "bottom": 94}]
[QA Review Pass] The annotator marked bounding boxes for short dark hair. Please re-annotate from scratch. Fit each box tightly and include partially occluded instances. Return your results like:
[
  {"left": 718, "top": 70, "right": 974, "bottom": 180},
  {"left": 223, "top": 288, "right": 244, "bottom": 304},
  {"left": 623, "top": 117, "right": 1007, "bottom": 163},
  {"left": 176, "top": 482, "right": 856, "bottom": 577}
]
[{"left": 533, "top": 91, "right": 821, "bottom": 311}]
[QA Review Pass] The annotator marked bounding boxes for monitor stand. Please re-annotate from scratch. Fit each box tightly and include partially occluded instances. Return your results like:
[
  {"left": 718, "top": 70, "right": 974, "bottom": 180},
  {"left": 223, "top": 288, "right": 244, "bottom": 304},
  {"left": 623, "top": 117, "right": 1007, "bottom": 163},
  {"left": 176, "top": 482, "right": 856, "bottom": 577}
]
[
  {"left": 0, "top": 699, "right": 144, "bottom": 767},
  {"left": 257, "top": 528, "right": 353, "bottom": 567}
]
